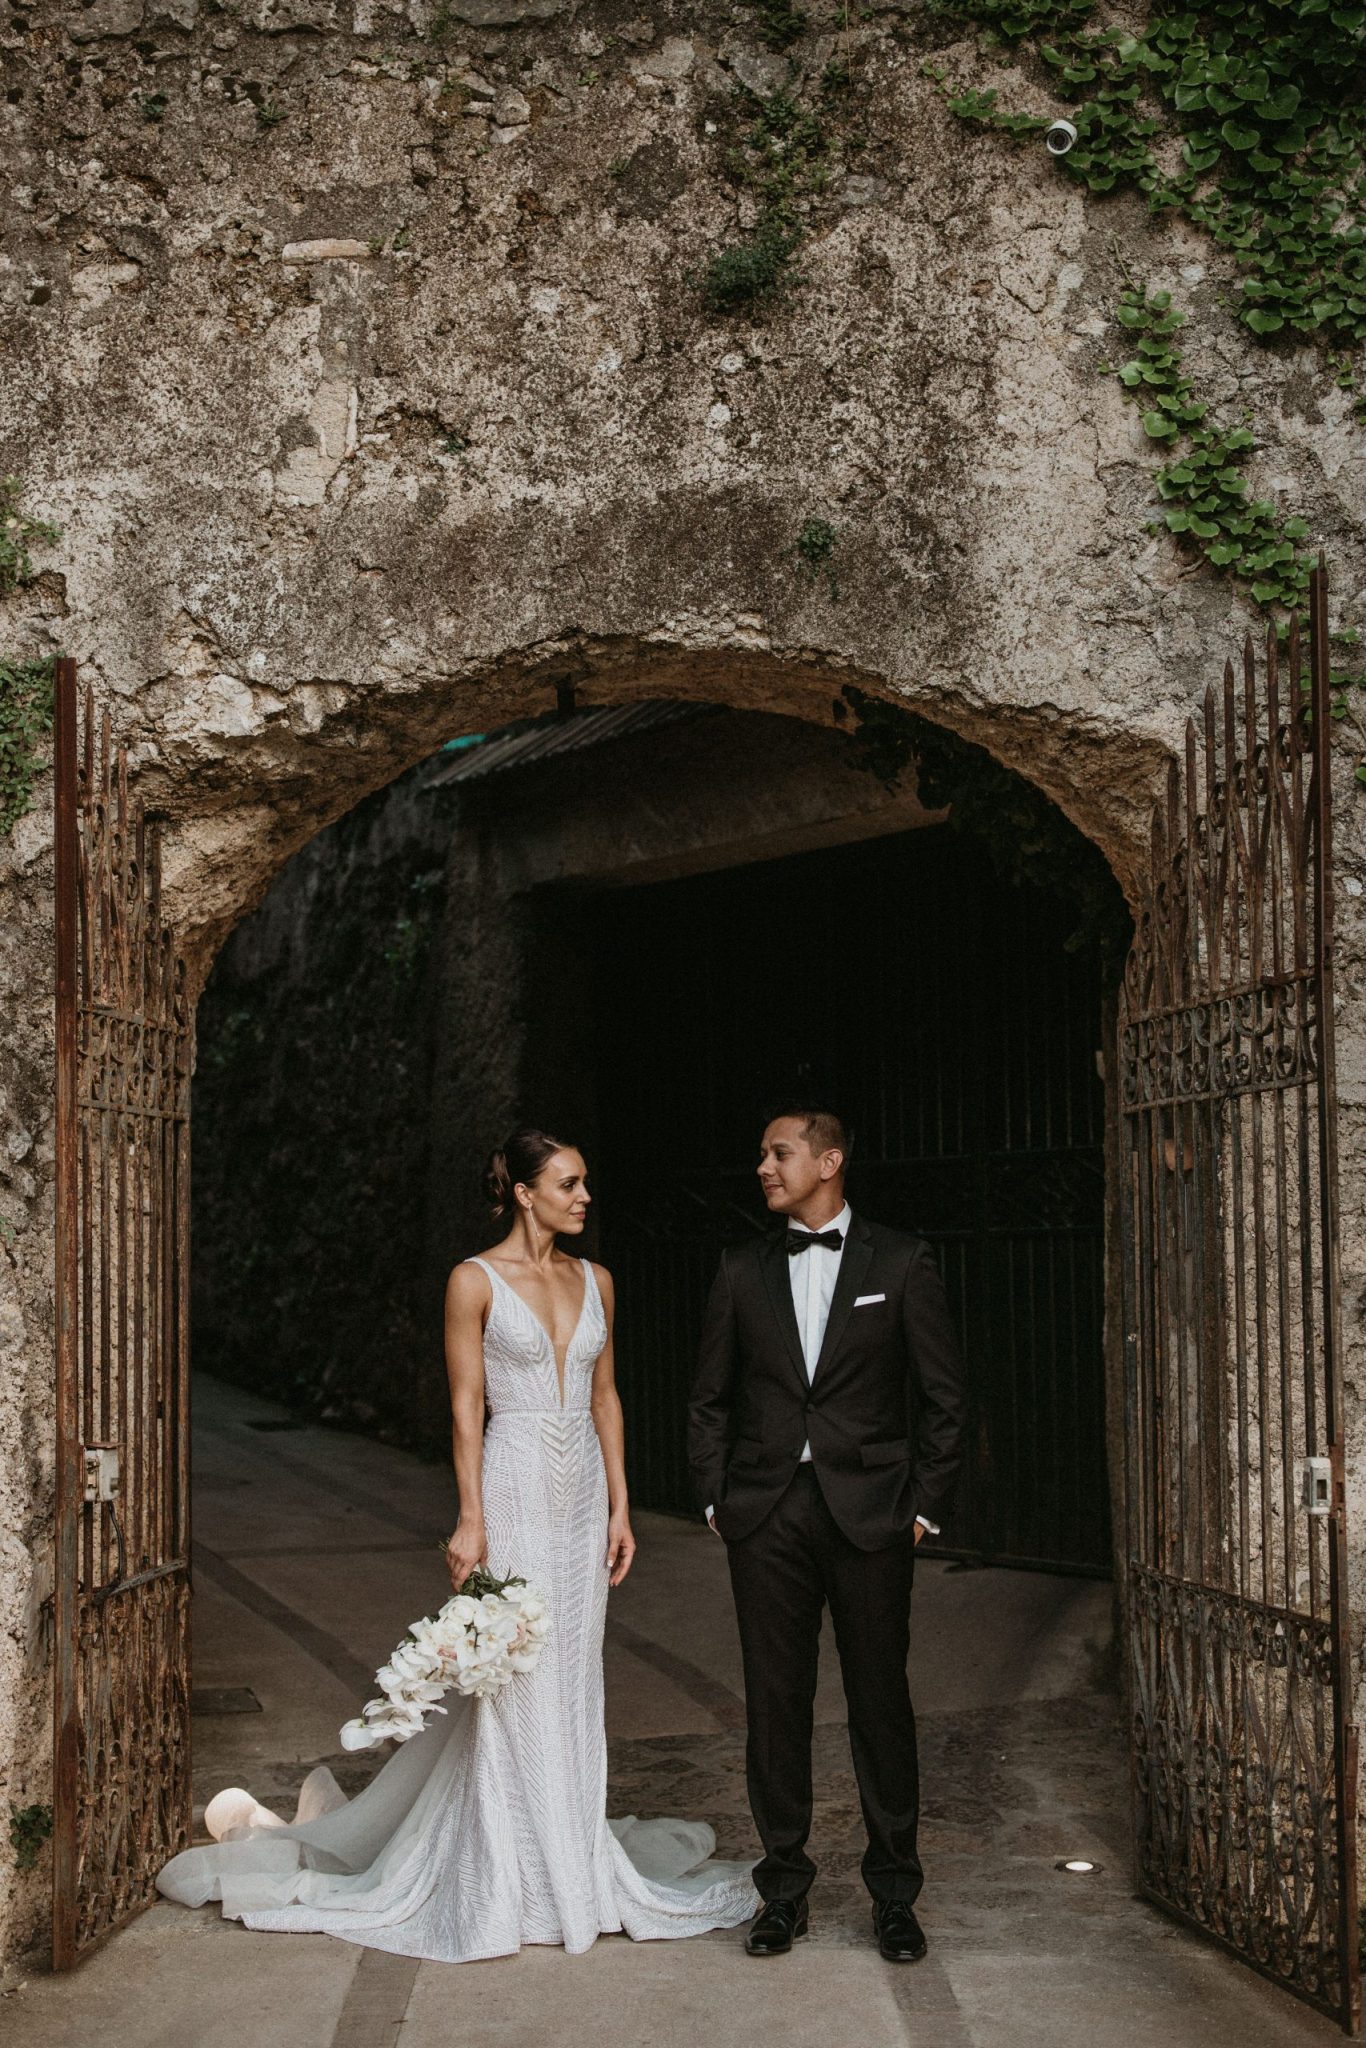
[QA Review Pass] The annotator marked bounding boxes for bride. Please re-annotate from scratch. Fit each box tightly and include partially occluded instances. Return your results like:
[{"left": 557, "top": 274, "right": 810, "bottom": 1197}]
[{"left": 158, "top": 1127, "right": 758, "bottom": 1959}]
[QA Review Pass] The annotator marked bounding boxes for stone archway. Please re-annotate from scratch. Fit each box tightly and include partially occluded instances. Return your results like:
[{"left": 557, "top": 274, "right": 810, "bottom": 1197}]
[{"left": 155, "top": 633, "right": 1160, "bottom": 984}]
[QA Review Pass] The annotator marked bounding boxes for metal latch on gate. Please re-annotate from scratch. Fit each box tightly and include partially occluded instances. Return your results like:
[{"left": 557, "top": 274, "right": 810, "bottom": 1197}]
[
  {"left": 81, "top": 1446, "right": 120, "bottom": 1504},
  {"left": 1299, "top": 1456, "right": 1332, "bottom": 1516}
]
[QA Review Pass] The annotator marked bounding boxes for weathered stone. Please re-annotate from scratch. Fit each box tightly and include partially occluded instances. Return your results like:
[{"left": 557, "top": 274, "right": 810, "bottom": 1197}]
[
  {"left": 280, "top": 239, "right": 374, "bottom": 262},
  {"left": 65, "top": 0, "right": 143, "bottom": 40},
  {"left": 70, "top": 261, "right": 142, "bottom": 304},
  {"left": 839, "top": 174, "right": 891, "bottom": 207},
  {"left": 439, "top": 0, "right": 566, "bottom": 23},
  {"left": 718, "top": 36, "right": 792, "bottom": 99},
  {"left": 632, "top": 34, "right": 695, "bottom": 80},
  {"left": 490, "top": 85, "right": 531, "bottom": 125}
]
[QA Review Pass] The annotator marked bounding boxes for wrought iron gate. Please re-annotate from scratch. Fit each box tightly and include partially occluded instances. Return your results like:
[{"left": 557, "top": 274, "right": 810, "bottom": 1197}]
[
  {"left": 1119, "top": 568, "right": 1358, "bottom": 2029},
  {"left": 53, "top": 659, "right": 193, "bottom": 1966}
]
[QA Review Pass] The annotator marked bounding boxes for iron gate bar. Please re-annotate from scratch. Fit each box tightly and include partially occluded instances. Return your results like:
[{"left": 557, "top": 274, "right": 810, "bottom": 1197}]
[
  {"left": 52, "top": 662, "right": 193, "bottom": 1968},
  {"left": 52, "top": 656, "right": 81, "bottom": 1967},
  {"left": 1119, "top": 566, "right": 1358, "bottom": 2031}
]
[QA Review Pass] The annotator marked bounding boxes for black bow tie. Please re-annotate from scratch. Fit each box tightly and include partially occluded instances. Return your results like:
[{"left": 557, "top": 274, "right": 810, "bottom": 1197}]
[{"left": 787, "top": 1228, "right": 844, "bottom": 1255}]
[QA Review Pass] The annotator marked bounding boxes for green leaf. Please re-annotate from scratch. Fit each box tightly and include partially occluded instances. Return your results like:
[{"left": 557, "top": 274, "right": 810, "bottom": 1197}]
[
  {"left": 1221, "top": 120, "right": 1261, "bottom": 153},
  {"left": 1243, "top": 309, "right": 1285, "bottom": 333},
  {"left": 1233, "top": 67, "right": 1270, "bottom": 103},
  {"left": 1143, "top": 411, "right": 1181, "bottom": 439}
]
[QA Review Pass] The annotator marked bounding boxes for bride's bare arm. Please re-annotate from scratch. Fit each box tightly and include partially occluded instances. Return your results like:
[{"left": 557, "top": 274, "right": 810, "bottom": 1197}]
[
  {"left": 588, "top": 1266, "right": 636, "bottom": 1587},
  {"left": 444, "top": 1263, "right": 489, "bottom": 1587}
]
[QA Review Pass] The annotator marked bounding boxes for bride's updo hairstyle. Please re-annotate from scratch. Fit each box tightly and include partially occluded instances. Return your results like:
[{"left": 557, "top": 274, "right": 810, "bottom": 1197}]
[{"left": 484, "top": 1128, "right": 573, "bottom": 1221}]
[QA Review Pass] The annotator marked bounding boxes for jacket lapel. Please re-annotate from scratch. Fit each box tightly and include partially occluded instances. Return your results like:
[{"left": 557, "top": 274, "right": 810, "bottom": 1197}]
[
  {"left": 759, "top": 1230, "right": 811, "bottom": 1392},
  {"left": 811, "top": 1213, "right": 874, "bottom": 1384}
]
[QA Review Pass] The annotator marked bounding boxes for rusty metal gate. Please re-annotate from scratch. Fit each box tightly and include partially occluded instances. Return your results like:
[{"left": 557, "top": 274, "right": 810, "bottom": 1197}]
[
  {"left": 1119, "top": 568, "right": 1357, "bottom": 2029},
  {"left": 52, "top": 659, "right": 193, "bottom": 1966}
]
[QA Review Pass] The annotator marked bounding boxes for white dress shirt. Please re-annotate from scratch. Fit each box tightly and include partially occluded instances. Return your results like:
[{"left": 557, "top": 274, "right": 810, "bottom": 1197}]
[
  {"left": 791, "top": 1201, "right": 853, "bottom": 1463},
  {"left": 707, "top": 1203, "right": 938, "bottom": 1535}
]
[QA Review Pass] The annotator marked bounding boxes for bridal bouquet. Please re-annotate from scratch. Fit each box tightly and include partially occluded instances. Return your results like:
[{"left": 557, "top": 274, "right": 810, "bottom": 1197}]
[{"left": 339, "top": 1564, "right": 550, "bottom": 1752}]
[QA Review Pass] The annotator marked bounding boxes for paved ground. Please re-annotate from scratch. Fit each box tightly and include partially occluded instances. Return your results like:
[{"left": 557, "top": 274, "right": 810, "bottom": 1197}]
[{"left": 4, "top": 1375, "right": 1342, "bottom": 2046}]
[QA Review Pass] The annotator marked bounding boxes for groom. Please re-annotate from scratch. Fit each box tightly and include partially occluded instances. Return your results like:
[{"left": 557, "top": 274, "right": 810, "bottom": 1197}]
[{"left": 688, "top": 1107, "right": 966, "bottom": 1962}]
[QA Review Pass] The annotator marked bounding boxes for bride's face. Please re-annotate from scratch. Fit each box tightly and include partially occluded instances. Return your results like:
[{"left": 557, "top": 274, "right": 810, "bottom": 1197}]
[{"left": 518, "top": 1149, "right": 591, "bottom": 1236}]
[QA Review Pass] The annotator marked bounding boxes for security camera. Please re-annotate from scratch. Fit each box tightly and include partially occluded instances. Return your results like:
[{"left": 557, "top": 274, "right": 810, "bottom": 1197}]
[{"left": 1045, "top": 119, "right": 1078, "bottom": 157}]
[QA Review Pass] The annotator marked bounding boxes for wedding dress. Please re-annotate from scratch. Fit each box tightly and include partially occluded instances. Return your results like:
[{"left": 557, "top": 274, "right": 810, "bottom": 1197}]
[{"left": 157, "top": 1257, "right": 757, "bottom": 1959}]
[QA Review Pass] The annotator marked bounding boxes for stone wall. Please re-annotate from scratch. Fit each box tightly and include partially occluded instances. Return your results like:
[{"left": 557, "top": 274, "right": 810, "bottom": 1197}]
[{"left": 2, "top": 0, "right": 1365, "bottom": 1968}]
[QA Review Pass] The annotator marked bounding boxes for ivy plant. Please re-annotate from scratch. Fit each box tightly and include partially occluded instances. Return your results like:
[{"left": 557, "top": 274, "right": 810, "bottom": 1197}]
[
  {"left": 1106, "top": 282, "right": 1366, "bottom": 775},
  {"left": 0, "top": 476, "right": 60, "bottom": 598},
  {"left": 0, "top": 655, "right": 57, "bottom": 835},
  {"left": 698, "top": 65, "right": 854, "bottom": 314},
  {"left": 9, "top": 1801, "right": 53, "bottom": 1873},
  {"left": 931, "top": 0, "right": 1366, "bottom": 349},
  {"left": 795, "top": 514, "right": 840, "bottom": 596}
]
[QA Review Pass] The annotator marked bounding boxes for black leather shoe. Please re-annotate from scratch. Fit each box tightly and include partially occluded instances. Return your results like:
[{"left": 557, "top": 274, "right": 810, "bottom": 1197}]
[
  {"left": 745, "top": 1898, "right": 810, "bottom": 1955},
  {"left": 872, "top": 1901, "right": 927, "bottom": 1962}
]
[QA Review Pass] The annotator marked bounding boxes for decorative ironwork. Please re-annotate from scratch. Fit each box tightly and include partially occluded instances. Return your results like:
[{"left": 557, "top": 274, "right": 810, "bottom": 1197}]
[
  {"left": 53, "top": 661, "right": 193, "bottom": 1968},
  {"left": 1119, "top": 567, "right": 1357, "bottom": 2030}
]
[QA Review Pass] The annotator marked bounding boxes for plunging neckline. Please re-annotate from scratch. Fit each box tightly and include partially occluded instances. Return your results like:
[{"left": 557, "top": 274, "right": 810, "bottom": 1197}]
[{"left": 473, "top": 1257, "right": 591, "bottom": 1410}]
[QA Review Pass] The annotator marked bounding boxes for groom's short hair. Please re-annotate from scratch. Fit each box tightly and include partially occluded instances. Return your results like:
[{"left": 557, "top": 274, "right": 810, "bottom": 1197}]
[{"left": 765, "top": 1105, "right": 852, "bottom": 1165}]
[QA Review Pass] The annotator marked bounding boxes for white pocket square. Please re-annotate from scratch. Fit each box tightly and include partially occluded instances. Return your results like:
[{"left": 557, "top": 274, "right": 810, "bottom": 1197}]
[{"left": 854, "top": 1293, "right": 886, "bottom": 1307}]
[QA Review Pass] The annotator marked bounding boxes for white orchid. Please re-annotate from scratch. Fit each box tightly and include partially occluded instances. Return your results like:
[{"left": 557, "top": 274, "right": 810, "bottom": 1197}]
[{"left": 338, "top": 1563, "right": 550, "bottom": 1750}]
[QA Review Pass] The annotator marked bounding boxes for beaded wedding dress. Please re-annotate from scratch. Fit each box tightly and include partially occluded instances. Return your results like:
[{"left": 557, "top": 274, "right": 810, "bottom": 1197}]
[{"left": 158, "top": 1257, "right": 757, "bottom": 1959}]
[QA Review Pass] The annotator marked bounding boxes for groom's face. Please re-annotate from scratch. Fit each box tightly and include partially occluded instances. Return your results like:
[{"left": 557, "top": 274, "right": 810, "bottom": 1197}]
[{"left": 757, "top": 1118, "right": 837, "bottom": 1214}]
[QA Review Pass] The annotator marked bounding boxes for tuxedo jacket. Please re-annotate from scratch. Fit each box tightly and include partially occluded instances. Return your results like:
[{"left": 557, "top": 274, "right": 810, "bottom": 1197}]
[{"left": 687, "top": 1212, "right": 967, "bottom": 1550}]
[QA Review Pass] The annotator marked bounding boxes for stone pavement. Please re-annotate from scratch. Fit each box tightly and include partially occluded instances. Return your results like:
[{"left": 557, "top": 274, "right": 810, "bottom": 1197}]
[{"left": 4, "top": 1376, "right": 1340, "bottom": 2047}]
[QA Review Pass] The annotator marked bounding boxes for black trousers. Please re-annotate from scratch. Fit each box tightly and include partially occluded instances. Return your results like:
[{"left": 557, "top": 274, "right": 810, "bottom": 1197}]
[{"left": 726, "top": 1463, "right": 922, "bottom": 1906}]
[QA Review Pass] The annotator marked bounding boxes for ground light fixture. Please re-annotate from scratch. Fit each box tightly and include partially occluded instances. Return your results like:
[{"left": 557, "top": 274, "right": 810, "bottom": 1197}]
[{"left": 1055, "top": 1858, "right": 1102, "bottom": 1875}]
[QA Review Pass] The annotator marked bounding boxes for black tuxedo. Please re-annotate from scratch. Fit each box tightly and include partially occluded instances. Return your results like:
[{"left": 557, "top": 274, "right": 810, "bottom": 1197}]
[
  {"left": 687, "top": 1212, "right": 967, "bottom": 1905},
  {"left": 689, "top": 1213, "right": 966, "bottom": 1547}
]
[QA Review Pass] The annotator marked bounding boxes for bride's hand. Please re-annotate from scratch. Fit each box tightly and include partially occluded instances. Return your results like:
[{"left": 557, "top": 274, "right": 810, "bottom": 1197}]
[
  {"left": 446, "top": 1519, "right": 488, "bottom": 1590},
  {"left": 606, "top": 1510, "right": 636, "bottom": 1588}
]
